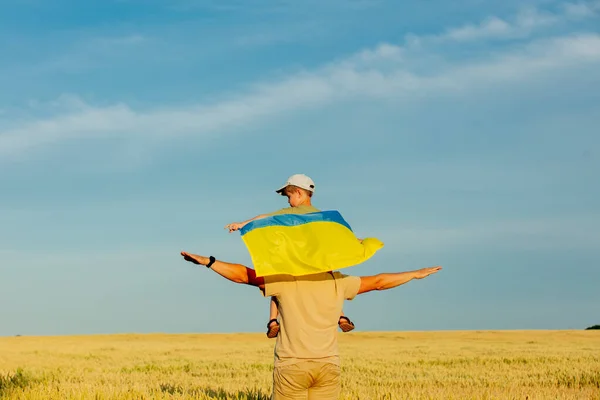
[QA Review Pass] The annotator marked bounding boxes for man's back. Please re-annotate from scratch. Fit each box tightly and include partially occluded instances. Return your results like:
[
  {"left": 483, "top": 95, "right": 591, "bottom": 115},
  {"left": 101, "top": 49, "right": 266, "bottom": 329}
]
[{"left": 262, "top": 271, "right": 361, "bottom": 367}]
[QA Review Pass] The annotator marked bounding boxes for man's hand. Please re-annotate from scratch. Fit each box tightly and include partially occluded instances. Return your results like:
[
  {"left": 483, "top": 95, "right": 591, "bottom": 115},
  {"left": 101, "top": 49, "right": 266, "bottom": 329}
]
[
  {"left": 224, "top": 222, "right": 244, "bottom": 233},
  {"left": 181, "top": 251, "right": 209, "bottom": 265},
  {"left": 180, "top": 251, "right": 265, "bottom": 288},
  {"left": 414, "top": 266, "right": 442, "bottom": 279}
]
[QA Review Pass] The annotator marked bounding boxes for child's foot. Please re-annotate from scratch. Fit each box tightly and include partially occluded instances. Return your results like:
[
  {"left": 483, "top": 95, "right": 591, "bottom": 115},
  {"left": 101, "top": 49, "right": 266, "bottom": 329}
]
[
  {"left": 338, "top": 316, "right": 355, "bottom": 332},
  {"left": 266, "top": 319, "right": 280, "bottom": 338}
]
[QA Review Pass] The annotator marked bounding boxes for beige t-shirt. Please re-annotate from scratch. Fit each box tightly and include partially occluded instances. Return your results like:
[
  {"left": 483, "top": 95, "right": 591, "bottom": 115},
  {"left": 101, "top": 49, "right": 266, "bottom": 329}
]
[
  {"left": 267, "top": 205, "right": 320, "bottom": 216},
  {"left": 261, "top": 272, "right": 361, "bottom": 367}
]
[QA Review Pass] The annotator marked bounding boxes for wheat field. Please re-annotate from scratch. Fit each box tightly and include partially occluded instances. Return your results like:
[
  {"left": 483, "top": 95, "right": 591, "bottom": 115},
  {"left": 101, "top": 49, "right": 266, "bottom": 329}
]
[{"left": 1, "top": 331, "right": 599, "bottom": 399}]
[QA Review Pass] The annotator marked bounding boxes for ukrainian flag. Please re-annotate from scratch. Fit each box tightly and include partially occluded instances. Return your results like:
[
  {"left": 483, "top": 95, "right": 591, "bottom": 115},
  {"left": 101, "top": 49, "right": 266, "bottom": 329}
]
[{"left": 239, "top": 210, "right": 384, "bottom": 277}]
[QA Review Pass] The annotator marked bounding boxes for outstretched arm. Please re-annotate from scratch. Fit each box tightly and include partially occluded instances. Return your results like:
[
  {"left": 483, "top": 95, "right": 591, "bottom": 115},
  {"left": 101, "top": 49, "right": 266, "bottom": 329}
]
[
  {"left": 180, "top": 252, "right": 265, "bottom": 288},
  {"left": 225, "top": 214, "right": 270, "bottom": 233},
  {"left": 358, "top": 266, "right": 441, "bottom": 295}
]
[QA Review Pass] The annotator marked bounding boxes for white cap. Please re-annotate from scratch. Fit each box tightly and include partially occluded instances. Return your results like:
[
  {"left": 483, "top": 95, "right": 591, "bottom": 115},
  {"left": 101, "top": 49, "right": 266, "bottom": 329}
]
[{"left": 276, "top": 174, "right": 315, "bottom": 195}]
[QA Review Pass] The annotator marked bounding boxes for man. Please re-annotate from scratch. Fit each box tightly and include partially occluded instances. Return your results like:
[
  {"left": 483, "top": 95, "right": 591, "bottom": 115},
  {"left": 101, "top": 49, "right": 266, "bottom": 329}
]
[{"left": 180, "top": 251, "right": 441, "bottom": 399}]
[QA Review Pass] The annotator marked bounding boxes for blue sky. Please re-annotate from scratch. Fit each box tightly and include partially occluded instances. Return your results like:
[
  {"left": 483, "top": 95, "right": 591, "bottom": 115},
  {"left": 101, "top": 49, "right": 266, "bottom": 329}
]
[{"left": 1, "top": 0, "right": 599, "bottom": 336}]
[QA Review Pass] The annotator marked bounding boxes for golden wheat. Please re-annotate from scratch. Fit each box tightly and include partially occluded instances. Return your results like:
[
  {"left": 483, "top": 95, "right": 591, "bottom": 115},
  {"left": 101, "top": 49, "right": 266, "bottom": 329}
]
[{"left": 1, "top": 331, "right": 599, "bottom": 399}]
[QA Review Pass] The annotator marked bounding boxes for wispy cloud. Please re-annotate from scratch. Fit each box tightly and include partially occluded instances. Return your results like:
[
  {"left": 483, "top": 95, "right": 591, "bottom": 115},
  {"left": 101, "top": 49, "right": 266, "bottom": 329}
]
[
  {"left": 1, "top": 4, "right": 599, "bottom": 160},
  {"left": 442, "top": 8, "right": 556, "bottom": 42},
  {"left": 416, "top": 2, "right": 598, "bottom": 44},
  {"left": 563, "top": 0, "right": 600, "bottom": 17}
]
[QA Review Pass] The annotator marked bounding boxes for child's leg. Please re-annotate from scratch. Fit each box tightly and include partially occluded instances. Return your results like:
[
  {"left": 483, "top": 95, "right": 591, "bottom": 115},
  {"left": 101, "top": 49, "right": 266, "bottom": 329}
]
[
  {"left": 338, "top": 308, "right": 355, "bottom": 332},
  {"left": 269, "top": 296, "right": 279, "bottom": 320},
  {"left": 266, "top": 296, "right": 280, "bottom": 338}
]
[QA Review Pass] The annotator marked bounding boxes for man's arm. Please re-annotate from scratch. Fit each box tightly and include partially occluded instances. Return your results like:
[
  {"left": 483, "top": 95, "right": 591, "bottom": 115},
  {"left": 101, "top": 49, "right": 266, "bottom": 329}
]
[
  {"left": 358, "top": 266, "right": 441, "bottom": 295},
  {"left": 180, "top": 252, "right": 265, "bottom": 289}
]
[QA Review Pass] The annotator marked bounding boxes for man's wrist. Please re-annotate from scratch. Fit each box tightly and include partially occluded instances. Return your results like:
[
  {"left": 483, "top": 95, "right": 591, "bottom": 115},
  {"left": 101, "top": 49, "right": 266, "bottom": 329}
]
[{"left": 206, "top": 256, "right": 216, "bottom": 269}]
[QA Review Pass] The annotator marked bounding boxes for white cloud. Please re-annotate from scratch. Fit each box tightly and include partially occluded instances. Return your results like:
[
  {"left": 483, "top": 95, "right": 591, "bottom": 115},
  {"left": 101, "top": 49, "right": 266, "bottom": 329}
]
[
  {"left": 1, "top": 4, "right": 599, "bottom": 160},
  {"left": 436, "top": 2, "right": 598, "bottom": 43},
  {"left": 444, "top": 17, "right": 513, "bottom": 42},
  {"left": 514, "top": 7, "right": 559, "bottom": 29},
  {"left": 350, "top": 43, "right": 404, "bottom": 65},
  {"left": 563, "top": 1, "right": 600, "bottom": 17},
  {"left": 448, "top": 34, "right": 600, "bottom": 84}
]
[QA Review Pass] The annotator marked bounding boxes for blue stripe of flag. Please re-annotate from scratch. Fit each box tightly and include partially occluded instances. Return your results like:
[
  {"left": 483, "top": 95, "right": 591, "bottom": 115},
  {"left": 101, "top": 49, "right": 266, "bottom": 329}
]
[{"left": 240, "top": 210, "right": 353, "bottom": 236}]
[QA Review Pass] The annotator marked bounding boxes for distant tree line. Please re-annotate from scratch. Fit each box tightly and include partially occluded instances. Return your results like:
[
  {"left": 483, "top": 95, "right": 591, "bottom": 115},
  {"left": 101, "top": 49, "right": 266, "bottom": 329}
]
[{"left": 585, "top": 325, "right": 600, "bottom": 330}]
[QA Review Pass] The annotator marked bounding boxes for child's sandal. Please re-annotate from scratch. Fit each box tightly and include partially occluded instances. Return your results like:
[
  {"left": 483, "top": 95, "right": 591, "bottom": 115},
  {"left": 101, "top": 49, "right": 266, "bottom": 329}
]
[
  {"left": 338, "top": 316, "right": 355, "bottom": 332},
  {"left": 266, "top": 319, "right": 280, "bottom": 338}
]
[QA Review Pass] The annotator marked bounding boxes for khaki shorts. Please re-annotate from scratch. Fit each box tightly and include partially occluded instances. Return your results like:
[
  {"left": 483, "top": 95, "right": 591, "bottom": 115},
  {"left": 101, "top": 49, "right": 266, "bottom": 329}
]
[{"left": 272, "top": 361, "right": 341, "bottom": 400}]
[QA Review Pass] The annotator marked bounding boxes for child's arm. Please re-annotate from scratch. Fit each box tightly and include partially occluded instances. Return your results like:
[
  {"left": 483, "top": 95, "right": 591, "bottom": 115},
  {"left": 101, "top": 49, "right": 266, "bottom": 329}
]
[
  {"left": 225, "top": 214, "right": 270, "bottom": 233},
  {"left": 225, "top": 206, "right": 301, "bottom": 233}
]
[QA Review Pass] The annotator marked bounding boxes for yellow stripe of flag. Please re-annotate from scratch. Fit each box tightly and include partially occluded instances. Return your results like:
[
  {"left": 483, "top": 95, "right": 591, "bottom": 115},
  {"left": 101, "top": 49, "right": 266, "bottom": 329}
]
[{"left": 239, "top": 210, "right": 384, "bottom": 277}]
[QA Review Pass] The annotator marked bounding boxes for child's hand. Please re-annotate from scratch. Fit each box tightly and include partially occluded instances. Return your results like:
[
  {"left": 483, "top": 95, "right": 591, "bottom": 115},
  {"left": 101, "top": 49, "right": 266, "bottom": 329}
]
[{"left": 225, "top": 222, "right": 243, "bottom": 233}]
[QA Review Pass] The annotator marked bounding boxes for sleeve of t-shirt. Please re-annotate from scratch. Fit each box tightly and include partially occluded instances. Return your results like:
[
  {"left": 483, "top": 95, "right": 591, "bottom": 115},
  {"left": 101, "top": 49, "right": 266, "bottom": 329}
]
[
  {"left": 334, "top": 272, "right": 361, "bottom": 300},
  {"left": 266, "top": 207, "right": 296, "bottom": 216},
  {"left": 261, "top": 274, "right": 294, "bottom": 297}
]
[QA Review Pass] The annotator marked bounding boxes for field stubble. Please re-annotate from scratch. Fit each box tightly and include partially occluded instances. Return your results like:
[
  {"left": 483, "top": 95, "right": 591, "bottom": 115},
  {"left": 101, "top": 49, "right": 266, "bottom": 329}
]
[{"left": 1, "top": 331, "right": 599, "bottom": 399}]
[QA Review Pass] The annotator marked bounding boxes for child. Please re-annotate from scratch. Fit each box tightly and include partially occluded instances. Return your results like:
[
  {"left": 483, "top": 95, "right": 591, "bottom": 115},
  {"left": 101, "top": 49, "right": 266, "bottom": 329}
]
[{"left": 225, "top": 173, "right": 356, "bottom": 338}]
